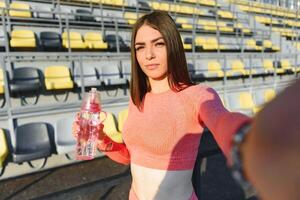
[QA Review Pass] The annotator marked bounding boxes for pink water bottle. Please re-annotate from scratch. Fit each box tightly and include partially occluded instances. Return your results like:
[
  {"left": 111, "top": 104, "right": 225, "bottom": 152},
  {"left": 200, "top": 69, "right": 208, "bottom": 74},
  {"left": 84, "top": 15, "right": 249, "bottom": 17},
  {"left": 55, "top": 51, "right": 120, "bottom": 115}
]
[{"left": 76, "top": 88, "right": 106, "bottom": 160}]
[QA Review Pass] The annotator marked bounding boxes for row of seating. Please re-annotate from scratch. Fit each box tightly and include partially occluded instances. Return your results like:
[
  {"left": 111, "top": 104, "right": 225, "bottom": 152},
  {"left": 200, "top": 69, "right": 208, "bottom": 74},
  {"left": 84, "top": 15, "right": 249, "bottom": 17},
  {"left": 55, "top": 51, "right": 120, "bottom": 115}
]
[
  {"left": 1, "top": 30, "right": 129, "bottom": 51},
  {"left": 1, "top": 28, "right": 278, "bottom": 53},
  {"left": 0, "top": 59, "right": 296, "bottom": 102},
  {"left": 0, "top": 85, "right": 278, "bottom": 172},
  {"left": 189, "top": 58, "right": 300, "bottom": 79},
  {"left": 227, "top": 0, "right": 299, "bottom": 18},
  {"left": 0, "top": 1, "right": 126, "bottom": 20},
  {"left": 0, "top": 65, "right": 128, "bottom": 98},
  {"left": 0, "top": 109, "right": 128, "bottom": 172}
]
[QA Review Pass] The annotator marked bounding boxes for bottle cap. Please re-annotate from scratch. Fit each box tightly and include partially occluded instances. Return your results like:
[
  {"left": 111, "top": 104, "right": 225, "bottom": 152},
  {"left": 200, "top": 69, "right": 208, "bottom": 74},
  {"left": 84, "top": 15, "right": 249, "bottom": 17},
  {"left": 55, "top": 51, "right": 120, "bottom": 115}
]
[{"left": 81, "top": 88, "right": 101, "bottom": 112}]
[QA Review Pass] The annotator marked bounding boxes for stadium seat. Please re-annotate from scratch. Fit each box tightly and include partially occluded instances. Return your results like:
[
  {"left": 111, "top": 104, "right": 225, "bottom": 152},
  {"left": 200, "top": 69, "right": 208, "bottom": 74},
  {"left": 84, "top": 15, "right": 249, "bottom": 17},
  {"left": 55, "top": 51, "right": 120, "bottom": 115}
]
[
  {"left": 279, "top": 59, "right": 293, "bottom": 73},
  {"left": 217, "top": 10, "right": 235, "bottom": 19},
  {"left": 75, "top": 9, "right": 95, "bottom": 21},
  {"left": 40, "top": 31, "right": 62, "bottom": 51},
  {"left": 100, "top": 64, "right": 127, "bottom": 86},
  {"left": 54, "top": 6, "right": 75, "bottom": 21},
  {"left": 124, "top": 12, "right": 138, "bottom": 25},
  {"left": 62, "top": 31, "right": 87, "bottom": 49},
  {"left": 0, "top": 129, "right": 8, "bottom": 169},
  {"left": 227, "top": 92, "right": 258, "bottom": 115},
  {"left": 0, "top": 28, "right": 6, "bottom": 51},
  {"left": 245, "top": 39, "right": 263, "bottom": 51},
  {"left": 74, "top": 66, "right": 99, "bottom": 87},
  {"left": 118, "top": 109, "right": 128, "bottom": 132},
  {"left": 84, "top": 32, "right": 108, "bottom": 50},
  {"left": 9, "top": 2, "right": 31, "bottom": 18},
  {"left": 44, "top": 66, "right": 74, "bottom": 90},
  {"left": 195, "top": 60, "right": 224, "bottom": 78},
  {"left": 101, "top": 112, "right": 123, "bottom": 143},
  {"left": 121, "top": 62, "right": 131, "bottom": 82},
  {"left": 253, "top": 88, "right": 276, "bottom": 112},
  {"left": 55, "top": 117, "right": 76, "bottom": 155},
  {"left": 176, "top": 18, "right": 193, "bottom": 30},
  {"left": 33, "top": 6, "right": 53, "bottom": 19},
  {"left": 12, "top": 122, "right": 52, "bottom": 166},
  {"left": 10, "top": 67, "right": 43, "bottom": 98},
  {"left": 263, "top": 59, "right": 277, "bottom": 74},
  {"left": 104, "top": 34, "right": 129, "bottom": 52},
  {"left": 181, "top": 37, "right": 192, "bottom": 51},
  {"left": 0, "top": 68, "right": 5, "bottom": 95},
  {"left": 10, "top": 30, "right": 36, "bottom": 49},
  {"left": 225, "top": 60, "right": 248, "bottom": 77}
]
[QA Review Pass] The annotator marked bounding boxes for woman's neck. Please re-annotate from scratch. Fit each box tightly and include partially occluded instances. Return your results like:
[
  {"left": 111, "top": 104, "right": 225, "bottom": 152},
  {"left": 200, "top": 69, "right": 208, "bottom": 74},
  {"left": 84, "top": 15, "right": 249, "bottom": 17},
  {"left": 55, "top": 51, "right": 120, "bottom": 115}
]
[{"left": 149, "top": 76, "right": 170, "bottom": 94}]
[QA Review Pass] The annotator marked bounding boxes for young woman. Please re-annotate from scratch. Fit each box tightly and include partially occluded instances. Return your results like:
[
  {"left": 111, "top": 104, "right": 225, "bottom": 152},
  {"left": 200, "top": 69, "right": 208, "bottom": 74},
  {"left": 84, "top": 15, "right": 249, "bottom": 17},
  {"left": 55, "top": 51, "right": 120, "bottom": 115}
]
[
  {"left": 90, "top": 11, "right": 249, "bottom": 200},
  {"left": 74, "top": 11, "right": 300, "bottom": 200}
]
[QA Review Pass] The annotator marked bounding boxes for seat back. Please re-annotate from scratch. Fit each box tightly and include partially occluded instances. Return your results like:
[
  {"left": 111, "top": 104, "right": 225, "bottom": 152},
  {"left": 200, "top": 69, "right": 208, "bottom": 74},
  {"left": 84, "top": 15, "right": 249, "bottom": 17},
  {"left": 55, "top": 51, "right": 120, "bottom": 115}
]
[
  {"left": 100, "top": 65, "right": 121, "bottom": 80},
  {"left": 12, "top": 67, "right": 40, "bottom": 83},
  {"left": 9, "top": 2, "right": 31, "bottom": 18},
  {"left": 44, "top": 66, "right": 73, "bottom": 90},
  {"left": 118, "top": 109, "right": 128, "bottom": 132},
  {"left": 55, "top": 117, "right": 76, "bottom": 146},
  {"left": 239, "top": 92, "right": 256, "bottom": 109},
  {"left": 0, "top": 129, "right": 8, "bottom": 167},
  {"left": 15, "top": 123, "right": 50, "bottom": 152}
]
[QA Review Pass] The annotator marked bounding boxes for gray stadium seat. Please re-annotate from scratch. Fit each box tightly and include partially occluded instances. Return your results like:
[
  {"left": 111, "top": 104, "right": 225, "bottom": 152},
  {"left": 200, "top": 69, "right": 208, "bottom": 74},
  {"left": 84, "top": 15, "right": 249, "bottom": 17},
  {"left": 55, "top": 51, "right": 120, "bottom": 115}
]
[
  {"left": 74, "top": 66, "right": 99, "bottom": 87},
  {"left": 100, "top": 64, "right": 127, "bottom": 86},
  {"left": 33, "top": 5, "right": 54, "bottom": 19},
  {"left": 39, "top": 31, "right": 62, "bottom": 51},
  {"left": 10, "top": 67, "right": 43, "bottom": 104},
  {"left": 121, "top": 62, "right": 131, "bottom": 82},
  {"left": 0, "top": 28, "right": 6, "bottom": 51},
  {"left": 55, "top": 117, "right": 76, "bottom": 156},
  {"left": 12, "top": 122, "right": 52, "bottom": 168}
]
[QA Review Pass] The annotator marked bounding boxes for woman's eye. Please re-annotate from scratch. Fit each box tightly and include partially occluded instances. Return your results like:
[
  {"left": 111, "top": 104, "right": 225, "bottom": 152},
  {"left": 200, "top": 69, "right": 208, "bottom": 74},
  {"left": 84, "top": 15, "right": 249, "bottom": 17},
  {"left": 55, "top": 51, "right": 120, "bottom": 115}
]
[
  {"left": 135, "top": 46, "right": 143, "bottom": 51},
  {"left": 156, "top": 42, "right": 165, "bottom": 47}
]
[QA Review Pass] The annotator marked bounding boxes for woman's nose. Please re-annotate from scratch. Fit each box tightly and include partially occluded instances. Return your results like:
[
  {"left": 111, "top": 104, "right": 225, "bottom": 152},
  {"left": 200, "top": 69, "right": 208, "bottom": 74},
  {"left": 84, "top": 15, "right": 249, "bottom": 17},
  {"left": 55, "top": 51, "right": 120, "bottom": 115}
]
[{"left": 145, "top": 46, "right": 155, "bottom": 60}]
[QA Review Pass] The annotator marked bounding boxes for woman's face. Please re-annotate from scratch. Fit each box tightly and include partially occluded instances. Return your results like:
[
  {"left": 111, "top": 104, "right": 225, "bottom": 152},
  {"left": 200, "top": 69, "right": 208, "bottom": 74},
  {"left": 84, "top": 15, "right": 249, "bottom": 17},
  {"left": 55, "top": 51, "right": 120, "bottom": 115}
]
[{"left": 134, "top": 24, "right": 168, "bottom": 81}]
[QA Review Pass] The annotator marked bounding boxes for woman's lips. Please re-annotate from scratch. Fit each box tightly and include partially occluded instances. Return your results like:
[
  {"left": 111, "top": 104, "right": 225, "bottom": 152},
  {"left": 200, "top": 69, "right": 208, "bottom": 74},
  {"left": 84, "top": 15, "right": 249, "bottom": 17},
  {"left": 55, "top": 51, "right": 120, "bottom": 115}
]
[{"left": 146, "top": 64, "right": 159, "bottom": 70}]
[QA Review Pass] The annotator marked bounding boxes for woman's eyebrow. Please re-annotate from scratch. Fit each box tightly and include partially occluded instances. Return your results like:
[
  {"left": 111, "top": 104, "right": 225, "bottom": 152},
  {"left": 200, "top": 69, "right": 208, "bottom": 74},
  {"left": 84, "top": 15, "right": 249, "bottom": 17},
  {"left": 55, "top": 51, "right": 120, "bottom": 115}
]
[{"left": 135, "top": 36, "right": 164, "bottom": 46}]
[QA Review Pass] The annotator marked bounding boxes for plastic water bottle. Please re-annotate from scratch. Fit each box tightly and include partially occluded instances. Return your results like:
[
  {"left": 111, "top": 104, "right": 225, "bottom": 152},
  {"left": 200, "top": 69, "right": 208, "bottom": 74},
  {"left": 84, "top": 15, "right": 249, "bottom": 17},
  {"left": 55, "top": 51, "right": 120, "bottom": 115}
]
[{"left": 76, "top": 88, "right": 106, "bottom": 160}]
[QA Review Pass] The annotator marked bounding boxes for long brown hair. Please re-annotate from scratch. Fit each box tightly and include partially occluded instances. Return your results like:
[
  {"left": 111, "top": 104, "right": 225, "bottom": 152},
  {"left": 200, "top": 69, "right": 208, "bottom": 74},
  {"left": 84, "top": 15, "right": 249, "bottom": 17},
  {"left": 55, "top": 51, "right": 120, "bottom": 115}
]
[{"left": 130, "top": 11, "right": 194, "bottom": 110}]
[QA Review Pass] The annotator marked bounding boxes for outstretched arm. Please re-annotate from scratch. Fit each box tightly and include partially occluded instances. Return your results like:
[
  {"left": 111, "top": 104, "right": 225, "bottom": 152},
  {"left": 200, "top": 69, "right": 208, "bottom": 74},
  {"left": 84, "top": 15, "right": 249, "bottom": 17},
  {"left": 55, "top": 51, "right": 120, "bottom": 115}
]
[{"left": 197, "top": 86, "right": 251, "bottom": 164}]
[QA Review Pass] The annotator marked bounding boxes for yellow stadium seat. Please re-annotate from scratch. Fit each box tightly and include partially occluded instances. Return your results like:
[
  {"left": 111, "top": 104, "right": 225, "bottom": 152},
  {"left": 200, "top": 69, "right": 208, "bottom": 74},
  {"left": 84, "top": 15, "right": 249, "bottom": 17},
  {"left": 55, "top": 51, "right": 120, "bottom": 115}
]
[
  {"left": 101, "top": 112, "right": 123, "bottom": 143},
  {"left": 124, "top": 12, "right": 138, "bottom": 25},
  {"left": 118, "top": 109, "right": 128, "bottom": 132},
  {"left": 169, "top": 4, "right": 181, "bottom": 13},
  {"left": 195, "top": 36, "right": 206, "bottom": 47},
  {"left": 62, "top": 32, "right": 87, "bottom": 49},
  {"left": 199, "top": 0, "right": 216, "bottom": 6},
  {"left": 0, "top": 2, "right": 7, "bottom": 15},
  {"left": 10, "top": 30, "right": 36, "bottom": 48},
  {"left": 149, "top": 2, "right": 161, "bottom": 10},
  {"left": 0, "top": 69, "right": 4, "bottom": 94},
  {"left": 226, "top": 60, "right": 248, "bottom": 76},
  {"left": 246, "top": 39, "right": 263, "bottom": 51},
  {"left": 280, "top": 59, "right": 293, "bottom": 72},
  {"left": 84, "top": 32, "right": 108, "bottom": 49},
  {"left": 264, "top": 89, "right": 276, "bottom": 102},
  {"left": 239, "top": 92, "right": 259, "bottom": 113},
  {"left": 207, "top": 61, "right": 224, "bottom": 77},
  {"left": 176, "top": 18, "right": 193, "bottom": 30},
  {"left": 160, "top": 3, "right": 170, "bottom": 11},
  {"left": 204, "top": 37, "right": 220, "bottom": 50},
  {"left": 0, "top": 129, "right": 8, "bottom": 168},
  {"left": 217, "top": 10, "right": 235, "bottom": 19},
  {"left": 44, "top": 66, "right": 74, "bottom": 90},
  {"left": 9, "top": 2, "right": 31, "bottom": 18}
]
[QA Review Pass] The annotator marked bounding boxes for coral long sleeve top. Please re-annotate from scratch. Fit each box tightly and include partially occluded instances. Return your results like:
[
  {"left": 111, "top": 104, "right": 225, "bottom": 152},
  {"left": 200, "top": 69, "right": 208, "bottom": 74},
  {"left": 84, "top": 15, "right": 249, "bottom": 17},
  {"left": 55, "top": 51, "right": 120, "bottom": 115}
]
[{"left": 98, "top": 84, "right": 251, "bottom": 170}]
